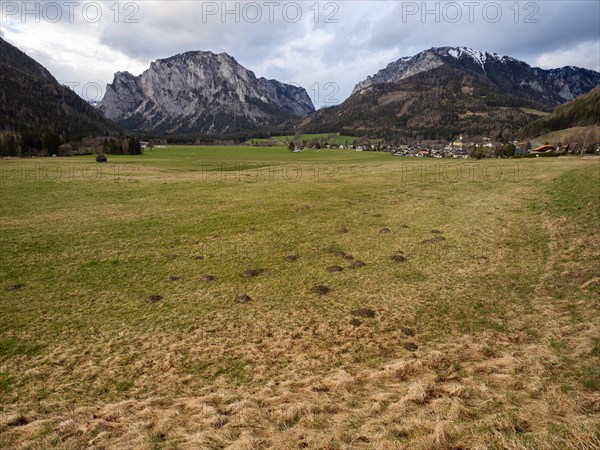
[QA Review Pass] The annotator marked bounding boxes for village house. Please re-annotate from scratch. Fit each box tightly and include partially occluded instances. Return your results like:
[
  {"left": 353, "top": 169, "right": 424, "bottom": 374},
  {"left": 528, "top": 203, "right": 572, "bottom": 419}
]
[{"left": 530, "top": 145, "right": 556, "bottom": 154}]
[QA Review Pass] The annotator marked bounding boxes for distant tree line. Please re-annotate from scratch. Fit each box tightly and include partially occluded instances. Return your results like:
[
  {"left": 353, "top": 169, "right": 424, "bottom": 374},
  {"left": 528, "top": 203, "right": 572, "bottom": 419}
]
[
  {"left": 0, "top": 131, "right": 143, "bottom": 157},
  {"left": 100, "top": 137, "right": 143, "bottom": 155}
]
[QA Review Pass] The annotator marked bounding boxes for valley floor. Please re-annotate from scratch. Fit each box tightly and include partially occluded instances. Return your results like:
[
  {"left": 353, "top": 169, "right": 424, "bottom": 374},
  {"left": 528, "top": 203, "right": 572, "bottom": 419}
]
[{"left": 0, "top": 148, "right": 599, "bottom": 449}]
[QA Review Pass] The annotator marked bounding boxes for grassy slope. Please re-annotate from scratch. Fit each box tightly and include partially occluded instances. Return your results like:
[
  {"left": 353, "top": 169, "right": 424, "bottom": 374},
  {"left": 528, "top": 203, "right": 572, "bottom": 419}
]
[
  {"left": 0, "top": 148, "right": 598, "bottom": 449},
  {"left": 518, "top": 107, "right": 550, "bottom": 117},
  {"left": 498, "top": 107, "right": 549, "bottom": 118},
  {"left": 531, "top": 125, "right": 600, "bottom": 147}
]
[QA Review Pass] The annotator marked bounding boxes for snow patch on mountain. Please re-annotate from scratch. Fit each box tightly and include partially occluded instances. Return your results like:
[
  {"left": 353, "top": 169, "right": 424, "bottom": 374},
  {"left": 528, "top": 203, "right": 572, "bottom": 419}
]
[{"left": 447, "top": 47, "right": 488, "bottom": 70}]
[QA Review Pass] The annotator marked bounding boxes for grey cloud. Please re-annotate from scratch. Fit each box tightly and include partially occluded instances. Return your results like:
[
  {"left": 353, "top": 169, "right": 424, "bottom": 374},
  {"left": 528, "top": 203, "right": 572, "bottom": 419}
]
[
  {"left": 365, "top": 1, "right": 599, "bottom": 68},
  {"left": 5, "top": 0, "right": 598, "bottom": 107},
  {"left": 95, "top": 0, "right": 599, "bottom": 106},
  {"left": 7, "top": 1, "right": 111, "bottom": 29},
  {"left": 97, "top": 1, "right": 311, "bottom": 64}
]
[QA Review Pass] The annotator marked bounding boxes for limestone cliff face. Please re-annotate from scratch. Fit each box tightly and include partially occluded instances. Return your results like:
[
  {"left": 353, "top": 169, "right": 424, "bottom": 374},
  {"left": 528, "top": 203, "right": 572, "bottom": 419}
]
[{"left": 99, "top": 51, "right": 314, "bottom": 135}]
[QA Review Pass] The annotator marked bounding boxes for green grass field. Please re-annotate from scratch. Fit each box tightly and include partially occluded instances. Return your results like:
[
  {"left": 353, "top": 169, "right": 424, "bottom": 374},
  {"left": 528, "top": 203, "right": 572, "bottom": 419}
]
[
  {"left": 1, "top": 147, "right": 599, "bottom": 449},
  {"left": 497, "top": 107, "right": 549, "bottom": 118},
  {"left": 519, "top": 107, "right": 550, "bottom": 117},
  {"left": 245, "top": 133, "right": 367, "bottom": 146}
]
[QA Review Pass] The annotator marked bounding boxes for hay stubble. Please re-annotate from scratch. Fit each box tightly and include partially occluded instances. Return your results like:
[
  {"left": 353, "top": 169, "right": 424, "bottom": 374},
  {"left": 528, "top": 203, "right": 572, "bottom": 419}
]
[{"left": 1, "top": 148, "right": 598, "bottom": 449}]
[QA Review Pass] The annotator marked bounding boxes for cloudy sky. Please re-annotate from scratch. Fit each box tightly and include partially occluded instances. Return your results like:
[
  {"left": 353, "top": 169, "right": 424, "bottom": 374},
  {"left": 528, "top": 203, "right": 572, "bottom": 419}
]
[{"left": 1, "top": 1, "right": 599, "bottom": 107}]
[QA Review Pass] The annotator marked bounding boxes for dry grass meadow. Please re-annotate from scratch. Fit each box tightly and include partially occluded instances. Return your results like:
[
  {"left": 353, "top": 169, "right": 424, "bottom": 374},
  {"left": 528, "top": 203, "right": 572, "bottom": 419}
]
[{"left": 1, "top": 147, "right": 599, "bottom": 449}]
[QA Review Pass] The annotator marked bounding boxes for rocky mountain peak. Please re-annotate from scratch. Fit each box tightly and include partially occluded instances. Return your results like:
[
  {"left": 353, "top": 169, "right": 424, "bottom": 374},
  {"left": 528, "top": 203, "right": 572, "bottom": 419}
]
[
  {"left": 99, "top": 50, "right": 314, "bottom": 136},
  {"left": 304, "top": 46, "right": 599, "bottom": 141},
  {"left": 351, "top": 46, "right": 599, "bottom": 104}
]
